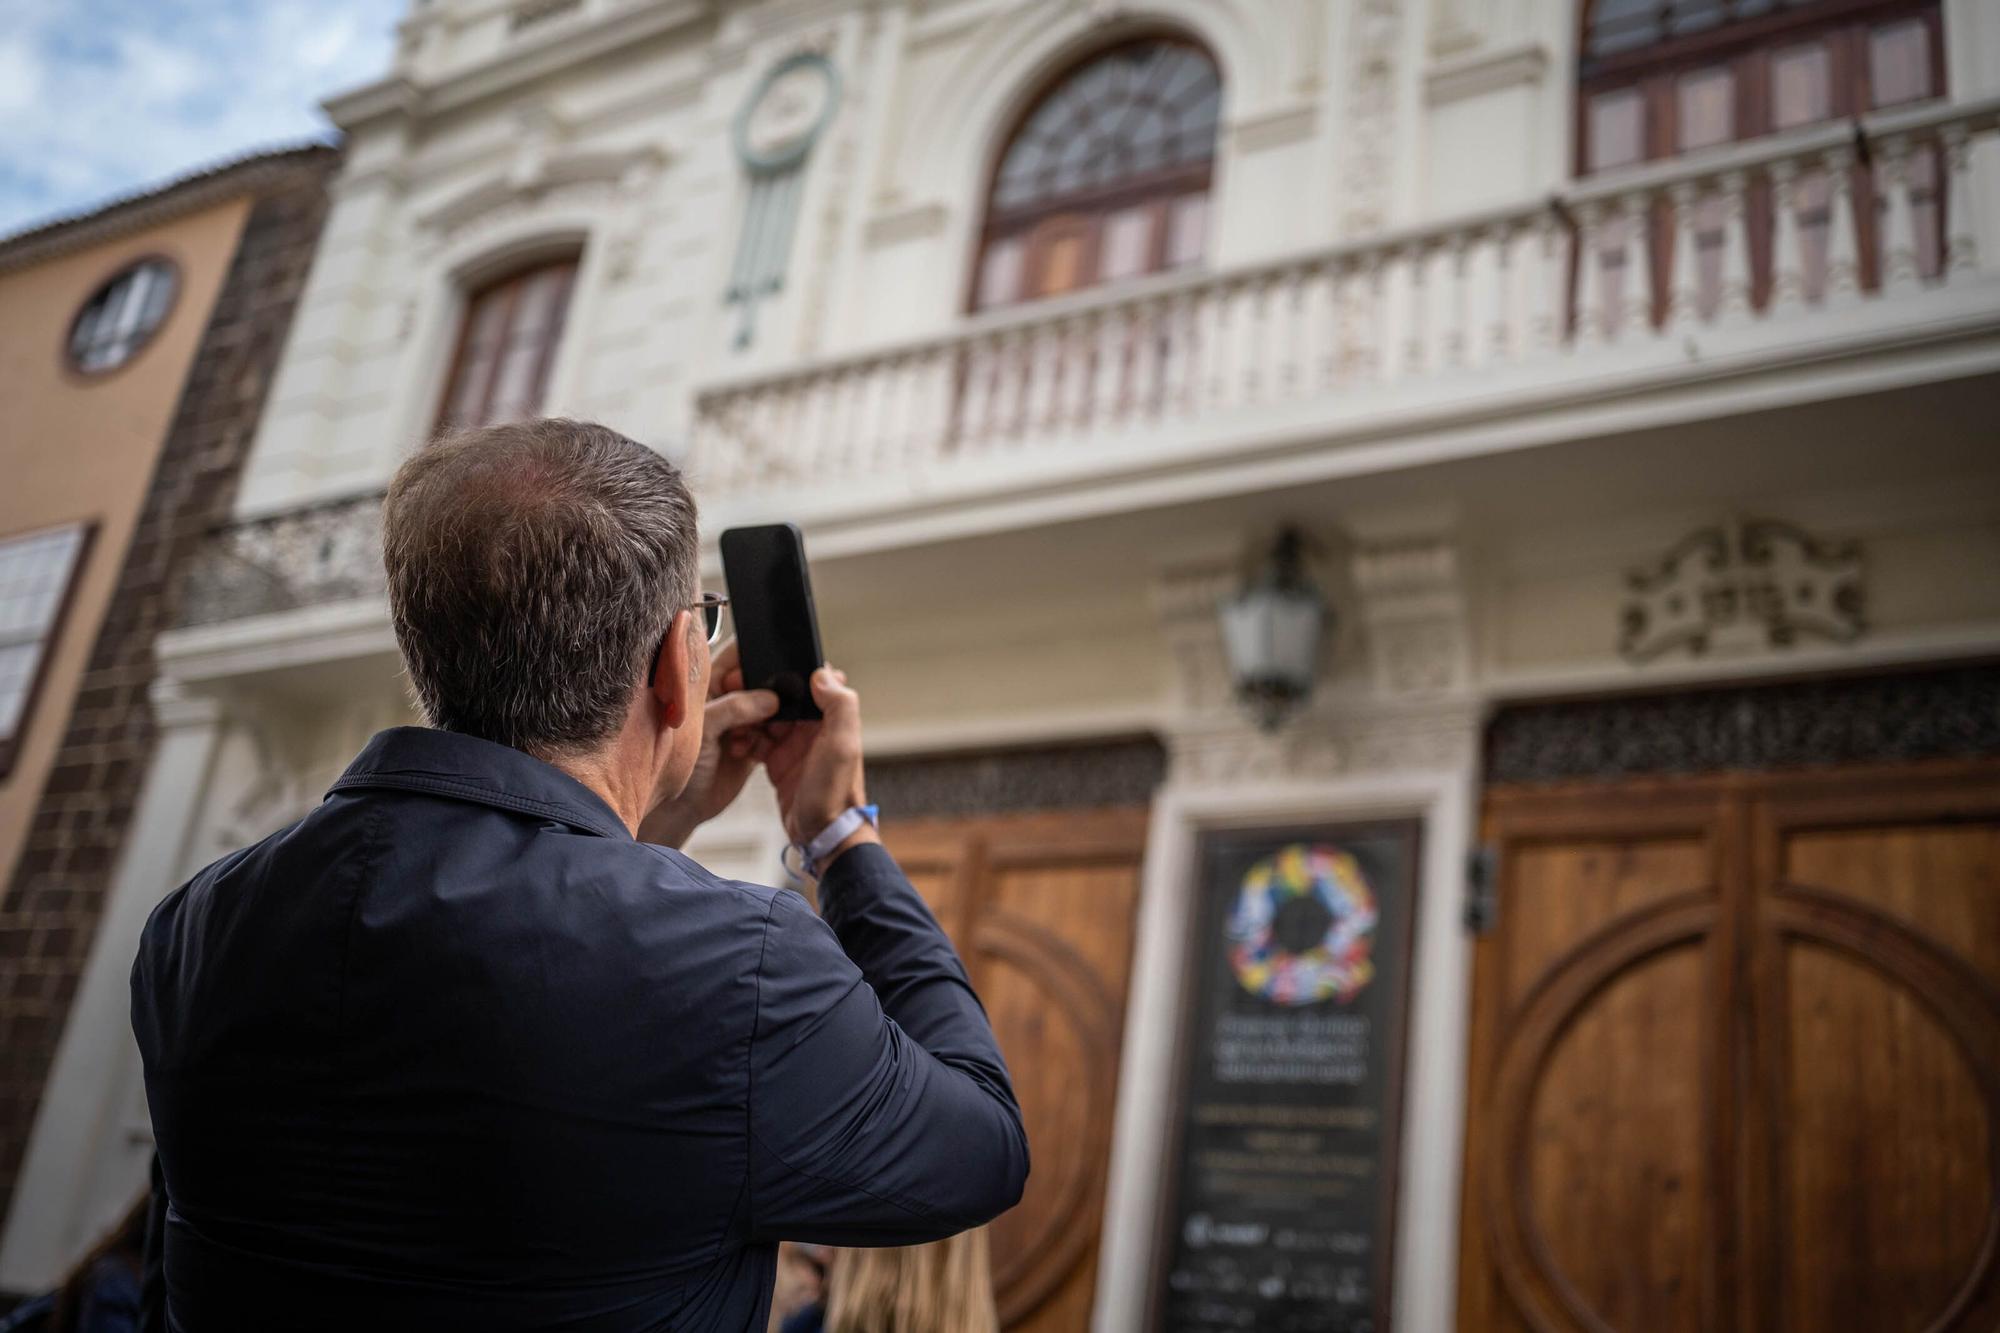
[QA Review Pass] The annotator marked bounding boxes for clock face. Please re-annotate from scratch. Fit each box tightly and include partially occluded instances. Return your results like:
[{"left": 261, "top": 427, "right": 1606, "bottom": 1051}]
[{"left": 739, "top": 56, "right": 837, "bottom": 168}]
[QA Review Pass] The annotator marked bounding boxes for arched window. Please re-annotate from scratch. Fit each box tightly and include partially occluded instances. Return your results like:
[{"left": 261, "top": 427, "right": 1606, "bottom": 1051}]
[
  {"left": 974, "top": 37, "right": 1221, "bottom": 310},
  {"left": 1578, "top": 0, "right": 1944, "bottom": 304},
  {"left": 435, "top": 256, "right": 579, "bottom": 431}
]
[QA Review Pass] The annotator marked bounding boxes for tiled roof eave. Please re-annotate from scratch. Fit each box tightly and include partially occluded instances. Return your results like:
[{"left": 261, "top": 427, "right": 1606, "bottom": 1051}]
[{"left": 0, "top": 143, "right": 341, "bottom": 275}]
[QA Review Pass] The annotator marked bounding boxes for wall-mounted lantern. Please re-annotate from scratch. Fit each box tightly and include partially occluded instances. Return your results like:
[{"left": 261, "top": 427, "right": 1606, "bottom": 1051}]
[{"left": 1219, "top": 527, "right": 1327, "bottom": 731}]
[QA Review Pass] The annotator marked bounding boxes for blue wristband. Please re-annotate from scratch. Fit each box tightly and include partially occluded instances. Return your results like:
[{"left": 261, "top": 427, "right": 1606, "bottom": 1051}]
[{"left": 796, "top": 804, "right": 879, "bottom": 879}]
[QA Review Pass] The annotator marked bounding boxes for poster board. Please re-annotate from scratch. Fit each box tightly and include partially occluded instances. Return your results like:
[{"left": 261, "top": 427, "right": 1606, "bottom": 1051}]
[{"left": 1154, "top": 820, "right": 1423, "bottom": 1333}]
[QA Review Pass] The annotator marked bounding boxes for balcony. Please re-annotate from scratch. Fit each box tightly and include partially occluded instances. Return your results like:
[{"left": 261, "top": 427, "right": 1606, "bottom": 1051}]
[
  {"left": 689, "top": 94, "right": 2000, "bottom": 537},
  {"left": 175, "top": 96, "right": 2000, "bottom": 638}
]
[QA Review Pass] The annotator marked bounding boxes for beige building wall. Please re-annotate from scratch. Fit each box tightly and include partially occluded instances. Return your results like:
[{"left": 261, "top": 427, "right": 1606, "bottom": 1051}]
[{"left": 0, "top": 195, "right": 252, "bottom": 887}]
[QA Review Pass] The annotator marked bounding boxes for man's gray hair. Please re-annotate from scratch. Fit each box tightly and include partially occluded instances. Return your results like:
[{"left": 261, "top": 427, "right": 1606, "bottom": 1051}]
[{"left": 382, "top": 418, "right": 700, "bottom": 758}]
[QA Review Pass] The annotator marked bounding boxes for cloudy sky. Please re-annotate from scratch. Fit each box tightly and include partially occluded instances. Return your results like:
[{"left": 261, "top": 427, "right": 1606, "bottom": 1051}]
[{"left": 0, "top": 0, "right": 406, "bottom": 237}]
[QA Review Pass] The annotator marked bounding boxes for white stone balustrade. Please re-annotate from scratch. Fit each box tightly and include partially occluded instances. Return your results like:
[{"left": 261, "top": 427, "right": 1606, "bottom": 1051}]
[{"left": 690, "top": 95, "right": 2000, "bottom": 501}]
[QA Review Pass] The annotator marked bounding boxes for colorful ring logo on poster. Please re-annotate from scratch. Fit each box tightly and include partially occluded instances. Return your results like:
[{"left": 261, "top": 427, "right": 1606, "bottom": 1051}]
[{"left": 1226, "top": 843, "right": 1378, "bottom": 1005}]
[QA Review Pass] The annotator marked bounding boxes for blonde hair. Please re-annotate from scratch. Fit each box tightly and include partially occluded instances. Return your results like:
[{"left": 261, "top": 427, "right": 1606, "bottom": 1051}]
[{"left": 825, "top": 1229, "right": 997, "bottom": 1333}]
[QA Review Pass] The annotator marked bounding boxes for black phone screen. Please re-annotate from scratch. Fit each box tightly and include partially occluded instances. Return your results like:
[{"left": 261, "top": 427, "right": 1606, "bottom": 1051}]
[{"left": 720, "top": 524, "right": 825, "bottom": 721}]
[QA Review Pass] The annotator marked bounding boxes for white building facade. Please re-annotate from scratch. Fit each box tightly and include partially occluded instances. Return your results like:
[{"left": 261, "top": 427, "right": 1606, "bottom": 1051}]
[{"left": 9, "top": 1, "right": 2000, "bottom": 1329}]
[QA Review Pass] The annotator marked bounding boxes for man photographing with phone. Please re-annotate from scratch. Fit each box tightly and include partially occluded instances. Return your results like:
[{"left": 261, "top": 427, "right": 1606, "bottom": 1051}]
[{"left": 129, "top": 418, "right": 1029, "bottom": 1331}]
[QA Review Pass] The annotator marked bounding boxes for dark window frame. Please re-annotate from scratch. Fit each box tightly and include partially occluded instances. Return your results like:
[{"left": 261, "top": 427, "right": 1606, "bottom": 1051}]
[
  {"left": 0, "top": 520, "right": 97, "bottom": 783},
  {"left": 969, "top": 33, "right": 1222, "bottom": 312},
  {"left": 432, "top": 255, "right": 581, "bottom": 434},
  {"left": 1576, "top": 0, "right": 1946, "bottom": 175},
  {"left": 63, "top": 254, "right": 182, "bottom": 380},
  {"left": 1574, "top": 0, "right": 1947, "bottom": 313}
]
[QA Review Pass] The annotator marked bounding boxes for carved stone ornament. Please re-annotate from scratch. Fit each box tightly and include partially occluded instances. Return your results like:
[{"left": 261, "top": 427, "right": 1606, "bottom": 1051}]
[
  {"left": 1170, "top": 706, "right": 1479, "bottom": 787},
  {"left": 1341, "top": 0, "right": 1403, "bottom": 235},
  {"left": 727, "top": 50, "right": 842, "bottom": 347},
  {"left": 737, "top": 52, "right": 841, "bottom": 172},
  {"left": 176, "top": 492, "right": 388, "bottom": 628},
  {"left": 1153, "top": 554, "right": 1244, "bottom": 715},
  {"left": 1620, "top": 517, "right": 1863, "bottom": 663},
  {"left": 1350, "top": 537, "right": 1469, "bottom": 699}
]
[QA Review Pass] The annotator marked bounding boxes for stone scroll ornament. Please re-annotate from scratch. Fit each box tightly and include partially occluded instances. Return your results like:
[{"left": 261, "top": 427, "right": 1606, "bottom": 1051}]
[
  {"left": 1620, "top": 517, "right": 1863, "bottom": 662},
  {"left": 726, "top": 51, "right": 840, "bottom": 349}
]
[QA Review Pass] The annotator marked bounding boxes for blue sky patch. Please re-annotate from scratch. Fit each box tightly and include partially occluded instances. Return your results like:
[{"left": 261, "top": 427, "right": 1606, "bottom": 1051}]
[{"left": 0, "top": 0, "right": 404, "bottom": 236}]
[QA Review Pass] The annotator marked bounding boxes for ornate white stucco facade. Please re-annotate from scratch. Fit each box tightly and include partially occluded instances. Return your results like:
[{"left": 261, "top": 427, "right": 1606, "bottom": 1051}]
[{"left": 9, "top": 1, "right": 2000, "bottom": 1326}]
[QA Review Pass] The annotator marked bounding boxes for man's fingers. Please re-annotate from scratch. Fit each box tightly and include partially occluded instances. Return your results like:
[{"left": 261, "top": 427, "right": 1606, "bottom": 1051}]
[
  {"left": 708, "top": 638, "right": 741, "bottom": 688},
  {"left": 761, "top": 723, "right": 818, "bottom": 784},
  {"left": 706, "top": 688, "right": 780, "bottom": 733}
]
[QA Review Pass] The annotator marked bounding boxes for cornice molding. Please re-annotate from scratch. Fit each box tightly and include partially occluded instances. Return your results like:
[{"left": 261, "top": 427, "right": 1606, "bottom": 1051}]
[
  {"left": 326, "top": 0, "right": 714, "bottom": 133},
  {"left": 322, "top": 75, "right": 423, "bottom": 130},
  {"left": 414, "top": 141, "right": 670, "bottom": 236},
  {"left": 1230, "top": 101, "right": 1318, "bottom": 154},
  {"left": 863, "top": 199, "right": 950, "bottom": 248},
  {"left": 1424, "top": 41, "right": 1549, "bottom": 107}
]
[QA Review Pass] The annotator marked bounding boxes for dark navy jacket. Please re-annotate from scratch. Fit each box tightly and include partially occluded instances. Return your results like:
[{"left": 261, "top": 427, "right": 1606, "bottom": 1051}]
[{"left": 130, "top": 727, "right": 1027, "bottom": 1331}]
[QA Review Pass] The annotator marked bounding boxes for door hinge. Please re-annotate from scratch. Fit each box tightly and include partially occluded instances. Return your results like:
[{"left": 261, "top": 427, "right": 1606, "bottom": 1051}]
[{"left": 1464, "top": 844, "right": 1499, "bottom": 936}]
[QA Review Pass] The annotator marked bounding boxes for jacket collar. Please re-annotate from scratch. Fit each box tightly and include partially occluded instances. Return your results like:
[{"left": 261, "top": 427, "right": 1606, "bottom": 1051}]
[{"left": 328, "top": 727, "right": 633, "bottom": 842}]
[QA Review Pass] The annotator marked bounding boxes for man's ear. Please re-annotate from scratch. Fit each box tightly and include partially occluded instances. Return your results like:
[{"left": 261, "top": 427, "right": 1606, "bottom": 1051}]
[{"left": 652, "top": 609, "right": 696, "bottom": 729}]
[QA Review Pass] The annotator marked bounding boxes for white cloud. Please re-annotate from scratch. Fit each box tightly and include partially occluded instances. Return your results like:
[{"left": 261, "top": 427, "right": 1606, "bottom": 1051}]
[
  {"left": 0, "top": 36, "right": 47, "bottom": 115},
  {"left": 0, "top": 0, "right": 407, "bottom": 237}
]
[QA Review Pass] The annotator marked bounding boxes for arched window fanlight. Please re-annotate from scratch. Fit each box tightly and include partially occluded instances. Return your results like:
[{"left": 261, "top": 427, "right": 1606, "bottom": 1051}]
[{"left": 974, "top": 37, "right": 1221, "bottom": 310}]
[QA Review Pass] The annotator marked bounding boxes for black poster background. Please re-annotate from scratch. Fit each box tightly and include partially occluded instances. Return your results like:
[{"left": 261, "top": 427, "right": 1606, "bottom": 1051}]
[{"left": 1155, "top": 821, "right": 1421, "bottom": 1333}]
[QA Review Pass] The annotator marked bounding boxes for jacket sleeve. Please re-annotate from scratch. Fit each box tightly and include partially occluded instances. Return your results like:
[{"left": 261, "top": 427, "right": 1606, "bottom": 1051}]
[{"left": 745, "top": 842, "right": 1030, "bottom": 1245}]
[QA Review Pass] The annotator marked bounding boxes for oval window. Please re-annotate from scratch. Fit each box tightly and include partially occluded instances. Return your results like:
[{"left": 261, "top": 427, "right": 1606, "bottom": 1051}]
[{"left": 67, "top": 257, "right": 180, "bottom": 375}]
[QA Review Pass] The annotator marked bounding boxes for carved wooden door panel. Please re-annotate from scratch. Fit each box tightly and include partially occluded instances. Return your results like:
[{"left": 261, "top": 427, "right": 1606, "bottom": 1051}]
[
  {"left": 1455, "top": 789, "right": 1730, "bottom": 1333},
  {"left": 886, "top": 808, "right": 1149, "bottom": 1333},
  {"left": 1456, "top": 764, "right": 2000, "bottom": 1333},
  {"left": 1749, "top": 770, "right": 2000, "bottom": 1332}
]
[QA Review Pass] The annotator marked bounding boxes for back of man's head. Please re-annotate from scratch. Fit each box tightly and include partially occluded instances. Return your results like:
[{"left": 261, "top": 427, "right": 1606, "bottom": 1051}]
[{"left": 382, "top": 418, "right": 699, "bottom": 760}]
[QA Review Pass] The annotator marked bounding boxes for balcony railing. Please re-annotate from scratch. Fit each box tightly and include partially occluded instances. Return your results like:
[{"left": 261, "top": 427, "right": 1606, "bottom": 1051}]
[{"left": 689, "top": 94, "right": 1999, "bottom": 499}]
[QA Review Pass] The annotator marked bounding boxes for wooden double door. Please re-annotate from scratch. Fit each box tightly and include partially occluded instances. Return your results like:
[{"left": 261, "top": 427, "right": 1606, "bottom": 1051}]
[
  {"left": 1457, "top": 762, "right": 2000, "bottom": 1333},
  {"left": 884, "top": 808, "right": 1149, "bottom": 1333}
]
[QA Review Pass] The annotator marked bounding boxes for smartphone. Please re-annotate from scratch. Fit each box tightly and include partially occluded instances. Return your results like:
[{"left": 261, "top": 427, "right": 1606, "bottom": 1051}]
[{"left": 720, "top": 524, "right": 825, "bottom": 721}]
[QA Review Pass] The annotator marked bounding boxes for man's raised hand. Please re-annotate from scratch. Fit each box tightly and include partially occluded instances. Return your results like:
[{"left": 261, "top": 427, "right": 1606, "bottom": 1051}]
[
  {"left": 763, "top": 666, "right": 876, "bottom": 861},
  {"left": 640, "top": 639, "right": 779, "bottom": 847}
]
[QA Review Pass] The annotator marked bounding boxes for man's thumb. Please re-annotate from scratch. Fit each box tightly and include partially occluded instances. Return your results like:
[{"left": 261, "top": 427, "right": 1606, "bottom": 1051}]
[{"left": 810, "top": 666, "right": 859, "bottom": 718}]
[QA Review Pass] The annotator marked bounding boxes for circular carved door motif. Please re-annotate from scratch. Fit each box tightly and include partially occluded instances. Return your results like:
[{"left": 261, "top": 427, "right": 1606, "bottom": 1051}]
[
  {"left": 1466, "top": 774, "right": 2000, "bottom": 1333},
  {"left": 974, "top": 913, "right": 1123, "bottom": 1325},
  {"left": 1764, "top": 887, "right": 2000, "bottom": 1333},
  {"left": 1484, "top": 895, "right": 1719, "bottom": 1333}
]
